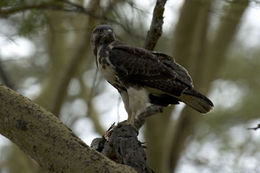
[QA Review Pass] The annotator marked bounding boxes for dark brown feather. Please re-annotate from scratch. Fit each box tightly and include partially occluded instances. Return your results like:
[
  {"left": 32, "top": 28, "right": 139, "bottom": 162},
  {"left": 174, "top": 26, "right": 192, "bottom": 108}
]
[
  {"left": 109, "top": 45, "right": 191, "bottom": 96},
  {"left": 152, "top": 51, "right": 193, "bottom": 87},
  {"left": 91, "top": 25, "right": 213, "bottom": 113}
]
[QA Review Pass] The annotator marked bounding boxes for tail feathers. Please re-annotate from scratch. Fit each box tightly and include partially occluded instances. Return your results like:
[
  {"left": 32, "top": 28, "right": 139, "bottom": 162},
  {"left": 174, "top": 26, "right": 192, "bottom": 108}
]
[{"left": 179, "top": 88, "right": 214, "bottom": 113}]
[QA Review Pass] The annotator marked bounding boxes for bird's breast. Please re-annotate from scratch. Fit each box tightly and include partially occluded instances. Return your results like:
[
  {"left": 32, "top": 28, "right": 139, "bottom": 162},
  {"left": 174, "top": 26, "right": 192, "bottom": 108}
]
[{"left": 97, "top": 46, "right": 118, "bottom": 86}]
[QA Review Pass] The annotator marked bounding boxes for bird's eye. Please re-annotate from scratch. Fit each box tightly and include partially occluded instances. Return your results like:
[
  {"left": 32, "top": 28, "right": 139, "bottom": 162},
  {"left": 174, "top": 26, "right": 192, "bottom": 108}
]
[{"left": 94, "top": 29, "right": 102, "bottom": 33}]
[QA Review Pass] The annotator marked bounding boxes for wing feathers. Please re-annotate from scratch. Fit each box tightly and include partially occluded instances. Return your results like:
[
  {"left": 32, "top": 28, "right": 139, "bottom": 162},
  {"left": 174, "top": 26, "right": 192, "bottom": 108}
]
[
  {"left": 178, "top": 88, "right": 214, "bottom": 113},
  {"left": 110, "top": 46, "right": 175, "bottom": 79},
  {"left": 109, "top": 44, "right": 213, "bottom": 113},
  {"left": 152, "top": 51, "right": 193, "bottom": 87}
]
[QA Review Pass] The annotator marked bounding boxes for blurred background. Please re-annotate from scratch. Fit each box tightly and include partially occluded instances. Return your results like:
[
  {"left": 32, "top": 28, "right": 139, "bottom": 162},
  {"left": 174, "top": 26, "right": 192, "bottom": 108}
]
[{"left": 0, "top": 0, "right": 260, "bottom": 173}]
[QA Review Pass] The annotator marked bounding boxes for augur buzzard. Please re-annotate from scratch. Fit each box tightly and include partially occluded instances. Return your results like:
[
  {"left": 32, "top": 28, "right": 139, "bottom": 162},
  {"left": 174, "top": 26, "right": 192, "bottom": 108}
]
[{"left": 91, "top": 25, "right": 213, "bottom": 125}]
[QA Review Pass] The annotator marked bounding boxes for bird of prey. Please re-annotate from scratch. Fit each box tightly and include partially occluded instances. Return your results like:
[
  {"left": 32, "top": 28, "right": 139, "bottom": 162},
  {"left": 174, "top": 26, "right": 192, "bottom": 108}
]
[{"left": 91, "top": 25, "right": 213, "bottom": 125}]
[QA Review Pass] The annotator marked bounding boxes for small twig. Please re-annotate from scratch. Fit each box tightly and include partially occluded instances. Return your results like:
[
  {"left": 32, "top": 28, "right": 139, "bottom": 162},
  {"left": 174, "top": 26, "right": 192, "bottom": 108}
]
[
  {"left": 0, "top": 0, "right": 97, "bottom": 18},
  {"left": 88, "top": 68, "right": 98, "bottom": 104},
  {"left": 0, "top": 2, "right": 64, "bottom": 16},
  {"left": 248, "top": 124, "right": 260, "bottom": 131},
  {"left": 0, "top": 0, "right": 140, "bottom": 40},
  {"left": 144, "top": 0, "right": 168, "bottom": 50}
]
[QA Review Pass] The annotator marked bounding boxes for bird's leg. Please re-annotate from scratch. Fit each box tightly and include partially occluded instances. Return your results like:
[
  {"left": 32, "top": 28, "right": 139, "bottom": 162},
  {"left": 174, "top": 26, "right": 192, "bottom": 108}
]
[
  {"left": 120, "top": 105, "right": 163, "bottom": 130},
  {"left": 116, "top": 111, "right": 135, "bottom": 128},
  {"left": 134, "top": 105, "right": 163, "bottom": 129},
  {"left": 128, "top": 112, "right": 136, "bottom": 127}
]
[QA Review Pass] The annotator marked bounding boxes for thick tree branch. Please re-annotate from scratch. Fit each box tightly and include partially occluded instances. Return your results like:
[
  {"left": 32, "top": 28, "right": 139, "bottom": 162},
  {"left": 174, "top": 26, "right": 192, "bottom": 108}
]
[
  {"left": 0, "top": 86, "right": 136, "bottom": 173},
  {"left": 144, "top": 0, "right": 168, "bottom": 50}
]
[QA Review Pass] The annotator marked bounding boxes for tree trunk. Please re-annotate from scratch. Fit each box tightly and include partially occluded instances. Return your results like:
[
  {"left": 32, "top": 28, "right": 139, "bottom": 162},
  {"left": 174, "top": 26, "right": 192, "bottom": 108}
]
[
  {"left": 0, "top": 86, "right": 136, "bottom": 173},
  {"left": 168, "top": 0, "right": 249, "bottom": 172}
]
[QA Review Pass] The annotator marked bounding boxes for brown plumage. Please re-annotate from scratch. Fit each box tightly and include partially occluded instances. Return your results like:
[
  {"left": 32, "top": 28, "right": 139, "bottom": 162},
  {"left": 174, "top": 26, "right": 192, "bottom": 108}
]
[{"left": 91, "top": 25, "right": 213, "bottom": 124}]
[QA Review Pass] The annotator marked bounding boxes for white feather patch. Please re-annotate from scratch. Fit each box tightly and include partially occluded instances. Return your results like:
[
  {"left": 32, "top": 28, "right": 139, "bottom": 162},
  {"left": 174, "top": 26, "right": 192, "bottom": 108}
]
[{"left": 127, "top": 87, "right": 150, "bottom": 118}]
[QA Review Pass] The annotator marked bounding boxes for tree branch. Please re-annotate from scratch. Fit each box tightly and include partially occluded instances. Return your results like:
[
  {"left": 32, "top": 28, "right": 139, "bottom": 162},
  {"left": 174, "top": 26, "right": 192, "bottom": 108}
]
[
  {"left": 0, "top": 86, "right": 136, "bottom": 173},
  {"left": 134, "top": 105, "right": 163, "bottom": 130},
  {"left": 248, "top": 124, "right": 260, "bottom": 130},
  {"left": 0, "top": 0, "right": 136, "bottom": 38},
  {"left": 92, "top": 125, "right": 154, "bottom": 173},
  {"left": 0, "top": 1, "right": 92, "bottom": 17},
  {"left": 144, "top": 0, "right": 168, "bottom": 50},
  {"left": 133, "top": 0, "right": 168, "bottom": 129}
]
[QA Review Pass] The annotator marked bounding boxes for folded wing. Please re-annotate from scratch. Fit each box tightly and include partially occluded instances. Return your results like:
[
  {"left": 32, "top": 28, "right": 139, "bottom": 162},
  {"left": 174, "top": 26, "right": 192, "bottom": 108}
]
[{"left": 109, "top": 45, "right": 213, "bottom": 113}]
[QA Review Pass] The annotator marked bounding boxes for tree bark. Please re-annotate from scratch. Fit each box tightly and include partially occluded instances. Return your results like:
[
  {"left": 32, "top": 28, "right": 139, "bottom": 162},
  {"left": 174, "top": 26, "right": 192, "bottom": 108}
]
[
  {"left": 0, "top": 86, "right": 136, "bottom": 173},
  {"left": 144, "top": 0, "right": 168, "bottom": 50}
]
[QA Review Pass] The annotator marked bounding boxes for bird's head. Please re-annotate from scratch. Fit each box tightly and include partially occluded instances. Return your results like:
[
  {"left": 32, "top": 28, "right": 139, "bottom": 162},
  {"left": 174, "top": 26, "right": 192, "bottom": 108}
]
[{"left": 91, "top": 25, "right": 116, "bottom": 55}]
